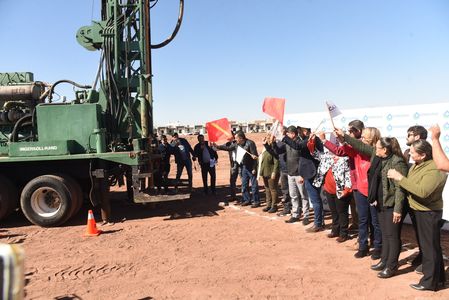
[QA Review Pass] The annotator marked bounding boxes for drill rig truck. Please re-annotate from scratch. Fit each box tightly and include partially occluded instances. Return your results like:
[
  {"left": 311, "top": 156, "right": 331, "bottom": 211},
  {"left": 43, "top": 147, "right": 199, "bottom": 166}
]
[{"left": 0, "top": 0, "right": 188, "bottom": 227}]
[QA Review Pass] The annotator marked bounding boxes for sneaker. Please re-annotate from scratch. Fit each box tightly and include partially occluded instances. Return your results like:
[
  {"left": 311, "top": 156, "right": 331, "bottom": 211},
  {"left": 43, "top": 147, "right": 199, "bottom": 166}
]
[
  {"left": 250, "top": 203, "right": 260, "bottom": 208},
  {"left": 306, "top": 226, "right": 324, "bottom": 233},
  {"left": 354, "top": 249, "right": 369, "bottom": 258},
  {"left": 302, "top": 218, "right": 310, "bottom": 226},
  {"left": 285, "top": 217, "right": 299, "bottom": 223},
  {"left": 262, "top": 206, "right": 271, "bottom": 212},
  {"left": 241, "top": 201, "right": 251, "bottom": 206},
  {"left": 371, "top": 248, "right": 381, "bottom": 260}
]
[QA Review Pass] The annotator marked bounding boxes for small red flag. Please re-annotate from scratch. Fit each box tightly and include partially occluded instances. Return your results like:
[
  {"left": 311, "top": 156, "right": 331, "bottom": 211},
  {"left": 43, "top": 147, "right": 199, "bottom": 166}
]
[
  {"left": 262, "top": 97, "right": 285, "bottom": 124},
  {"left": 206, "top": 118, "right": 232, "bottom": 143}
]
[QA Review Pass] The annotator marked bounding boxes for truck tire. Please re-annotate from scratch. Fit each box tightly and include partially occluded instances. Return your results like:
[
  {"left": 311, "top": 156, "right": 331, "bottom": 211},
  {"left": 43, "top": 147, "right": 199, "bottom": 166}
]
[
  {"left": 48, "top": 174, "right": 83, "bottom": 219},
  {"left": 0, "top": 175, "right": 19, "bottom": 220},
  {"left": 20, "top": 175, "right": 73, "bottom": 227}
]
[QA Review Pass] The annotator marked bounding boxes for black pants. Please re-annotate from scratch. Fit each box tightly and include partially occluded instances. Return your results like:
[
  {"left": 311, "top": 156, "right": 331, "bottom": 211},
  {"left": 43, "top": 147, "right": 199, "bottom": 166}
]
[
  {"left": 378, "top": 207, "right": 401, "bottom": 269},
  {"left": 201, "top": 163, "right": 216, "bottom": 193},
  {"left": 414, "top": 210, "right": 445, "bottom": 290},
  {"left": 155, "top": 162, "right": 170, "bottom": 191},
  {"left": 400, "top": 200, "right": 422, "bottom": 262},
  {"left": 324, "top": 191, "right": 350, "bottom": 238}
]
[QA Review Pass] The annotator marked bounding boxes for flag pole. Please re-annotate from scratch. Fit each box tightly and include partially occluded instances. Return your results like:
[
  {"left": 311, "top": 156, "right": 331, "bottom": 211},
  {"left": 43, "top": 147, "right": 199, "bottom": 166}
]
[{"left": 313, "top": 118, "right": 326, "bottom": 133}]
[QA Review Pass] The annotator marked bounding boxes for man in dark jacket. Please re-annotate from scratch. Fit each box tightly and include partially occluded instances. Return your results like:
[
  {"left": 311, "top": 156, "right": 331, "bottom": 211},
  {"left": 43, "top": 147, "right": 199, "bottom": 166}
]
[
  {"left": 214, "top": 133, "right": 240, "bottom": 205},
  {"left": 215, "top": 130, "right": 259, "bottom": 207},
  {"left": 157, "top": 134, "right": 173, "bottom": 193},
  {"left": 282, "top": 125, "right": 324, "bottom": 231},
  {"left": 194, "top": 134, "right": 218, "bottom": 195},
  {"left": 272, "top": 126, "right": 311, "bottom": 224},
  {"left": 171, "top": 132, "right": 196, "bottom": 192}
]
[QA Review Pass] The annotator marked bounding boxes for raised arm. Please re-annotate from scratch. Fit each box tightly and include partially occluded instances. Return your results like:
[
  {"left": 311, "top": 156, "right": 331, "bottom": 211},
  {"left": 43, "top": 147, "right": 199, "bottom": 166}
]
[
  {"left": 282, "top": 135, "right": 308, "bottom": 150},
  {"left": 343, "top": 134, "right": 374, "bottom": 157},
  {"left": 272, "top": 141, "right": 286, "bottom": 155},
  {"left": 429, "top": 124, "right": 449, "bottom": 172}
]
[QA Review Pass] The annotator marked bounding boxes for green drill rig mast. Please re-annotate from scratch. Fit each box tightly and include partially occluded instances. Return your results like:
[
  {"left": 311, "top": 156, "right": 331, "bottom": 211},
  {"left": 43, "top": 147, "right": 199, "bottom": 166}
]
[{"left": 0, "top": 0, "right": 186, "bottom": 227}]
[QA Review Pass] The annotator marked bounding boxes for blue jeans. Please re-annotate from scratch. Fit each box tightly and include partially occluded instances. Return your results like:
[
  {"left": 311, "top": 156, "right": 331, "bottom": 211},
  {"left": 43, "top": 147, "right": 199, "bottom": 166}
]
[
  {"left": 354, "top": 190, "right": 382, "bottom": 251},
  {"left": 305, "top": 179, "right": 323, "bottom": 227},
  {"left": 240, "top": 165, "right": 259, "bottom": 204}
]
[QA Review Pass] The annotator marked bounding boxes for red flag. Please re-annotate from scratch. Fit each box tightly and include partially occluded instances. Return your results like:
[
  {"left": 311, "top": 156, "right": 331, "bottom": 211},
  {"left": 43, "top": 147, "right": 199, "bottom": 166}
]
[
  {"left": 262, "top": 97, "right": 285, "bottom": 124},
  {"left": 206, "top": 118, "right": 232, "bottom": 142}
]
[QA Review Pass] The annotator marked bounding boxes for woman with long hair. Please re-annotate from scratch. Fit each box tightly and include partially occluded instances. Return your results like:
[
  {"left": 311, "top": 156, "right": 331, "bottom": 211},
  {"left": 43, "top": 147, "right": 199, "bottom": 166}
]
[
  {"left": 335, "top": 129, "right": 408, "bottom": 279},
  {"left": 332, "top": 127, "right": 383, "bottom": 259}
]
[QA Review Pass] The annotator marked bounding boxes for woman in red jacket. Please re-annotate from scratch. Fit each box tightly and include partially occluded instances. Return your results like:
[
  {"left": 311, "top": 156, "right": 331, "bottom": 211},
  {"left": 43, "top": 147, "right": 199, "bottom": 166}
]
[{"left": 323, "top": 127, "right": 382, "bottom": 259}]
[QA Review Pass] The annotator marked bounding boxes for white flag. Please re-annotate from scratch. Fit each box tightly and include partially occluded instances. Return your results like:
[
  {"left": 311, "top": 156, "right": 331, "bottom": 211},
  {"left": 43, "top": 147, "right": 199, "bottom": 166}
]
[
  {"left": 269, "top": 120, "right": 284, "bottom": 141},
  {"left": 235, "top": 145, "right": 247, "bottom": 164},
  {"left": 326, "top": 101, "right": 342, "bottom": 118}
]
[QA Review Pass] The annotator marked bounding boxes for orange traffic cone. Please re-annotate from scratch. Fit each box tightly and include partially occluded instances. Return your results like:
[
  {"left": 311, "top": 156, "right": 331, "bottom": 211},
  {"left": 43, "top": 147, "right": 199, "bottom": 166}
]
[{"left": 84, "top": 210, "right": 102, "bottom": 237}]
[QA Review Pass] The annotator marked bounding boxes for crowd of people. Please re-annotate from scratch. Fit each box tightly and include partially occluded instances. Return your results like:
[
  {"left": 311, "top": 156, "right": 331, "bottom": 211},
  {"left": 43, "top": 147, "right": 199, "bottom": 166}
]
[{"left": 153, "top": 121, "right": 448, "bottom": 292}]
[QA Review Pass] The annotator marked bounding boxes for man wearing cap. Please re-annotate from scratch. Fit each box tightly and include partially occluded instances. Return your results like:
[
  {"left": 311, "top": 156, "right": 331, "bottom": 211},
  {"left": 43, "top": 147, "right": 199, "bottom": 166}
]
[{"left": 271, "top": 126, "right": 311, "bottom": 225}]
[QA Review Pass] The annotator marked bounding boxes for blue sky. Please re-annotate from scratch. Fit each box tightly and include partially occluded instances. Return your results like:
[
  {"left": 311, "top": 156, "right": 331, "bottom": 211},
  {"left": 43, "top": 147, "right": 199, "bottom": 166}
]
[{"left": 1, "top": 0, "right": 449, "bottom": 126}]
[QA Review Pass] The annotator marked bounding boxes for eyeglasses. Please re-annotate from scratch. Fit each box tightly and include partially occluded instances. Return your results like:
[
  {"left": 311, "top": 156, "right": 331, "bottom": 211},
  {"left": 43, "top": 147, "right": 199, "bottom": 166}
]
[{"left": 407, "top": 133, "right": 415, "bottom": 137}]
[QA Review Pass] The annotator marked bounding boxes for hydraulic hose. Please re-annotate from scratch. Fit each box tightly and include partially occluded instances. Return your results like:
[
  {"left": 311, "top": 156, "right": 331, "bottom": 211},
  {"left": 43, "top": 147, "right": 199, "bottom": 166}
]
[
  {"left": 41, "top": 80, "right": 92, "bottom": 103},
  {"left": 10, "top": 115, "right": 32, "bottom": 142},
  {"left": 151, "top": 0, "right": 184, "bottom": 49}
]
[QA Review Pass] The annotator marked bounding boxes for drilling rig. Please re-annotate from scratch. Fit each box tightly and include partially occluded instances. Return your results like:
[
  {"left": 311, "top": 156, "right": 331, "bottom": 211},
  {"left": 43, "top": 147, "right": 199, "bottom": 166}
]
[{"left": 0, "top": 0, "right": 187, "bottom": 227}]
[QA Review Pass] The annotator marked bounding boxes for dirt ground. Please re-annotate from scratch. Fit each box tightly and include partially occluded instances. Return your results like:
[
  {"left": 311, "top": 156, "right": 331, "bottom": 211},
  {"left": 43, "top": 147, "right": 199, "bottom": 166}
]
[{"left": 2, "top": 133, "right": 449, "bottom": 299}]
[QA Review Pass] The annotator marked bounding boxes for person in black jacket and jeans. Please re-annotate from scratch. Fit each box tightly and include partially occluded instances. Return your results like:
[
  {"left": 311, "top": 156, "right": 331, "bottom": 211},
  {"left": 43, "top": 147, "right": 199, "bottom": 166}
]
[
  {"left": 276, "top": 125, "right": 323, "bottom": 230},
  {"left": 194, "top": 134, "right": 218, "bottom": 195},
  {"left": 171, "top": 132, "right": 196, "bottom": 193},
  {"left": 271, "top": 126, "right": 311, "bottom": 225},
  {"left": 214, "top": 133, "right": 240, "bottom": 205},
  {"left": 214, "top": 131, "right": 259, "bottom": 207}
]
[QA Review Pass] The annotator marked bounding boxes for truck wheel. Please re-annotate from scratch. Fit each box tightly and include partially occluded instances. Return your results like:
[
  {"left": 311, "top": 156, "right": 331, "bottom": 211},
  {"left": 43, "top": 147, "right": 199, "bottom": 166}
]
[
  {"left": 48, "top": 174, "right": 83, "bottom": 218},
  {"left": 0, "top": 175, "right": 19, "bottom": 220},
  {"left": 20, "top": 175, "right": 72, "bottom": 227},
  {"left": 64, "top": 175, "right": 84, "bottom": 217}
]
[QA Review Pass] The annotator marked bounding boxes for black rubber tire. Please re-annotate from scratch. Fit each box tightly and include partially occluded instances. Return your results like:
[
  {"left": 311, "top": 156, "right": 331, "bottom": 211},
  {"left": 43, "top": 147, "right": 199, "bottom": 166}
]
[
  {"left": 48, "top": 174, "right": 83, "bottom": 220},
  {"left": 20, "top": 175, "right": 73, "bottom": 227},
  {"left": 0, "top": 174, "right": 19, "bottom": 220}
]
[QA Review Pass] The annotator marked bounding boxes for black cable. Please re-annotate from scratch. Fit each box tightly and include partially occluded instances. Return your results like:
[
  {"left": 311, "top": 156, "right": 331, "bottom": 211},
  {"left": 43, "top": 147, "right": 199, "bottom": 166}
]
[
  {"left": 151, "top": 0, "right": 184, "bottom": 49},
  {"left": 150, "top": 0, "right": 159, "bottom": 9},
  {"left": 45, "top": 80, "right": 91, "bottom": 103},
  {"left": 10, "top": 114, "right": 32, "bottom": 142}
]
